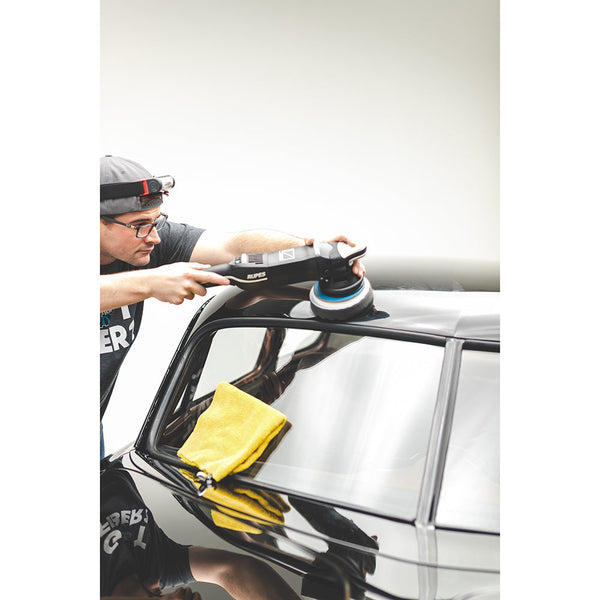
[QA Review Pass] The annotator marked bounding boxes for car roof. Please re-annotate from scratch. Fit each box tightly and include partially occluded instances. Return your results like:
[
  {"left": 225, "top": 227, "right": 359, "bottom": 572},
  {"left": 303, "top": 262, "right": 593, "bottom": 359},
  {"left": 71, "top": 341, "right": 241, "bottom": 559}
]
[
  {"left": 193, "top": 255, "right": 500, "bottom": 344},
  {"left": 358, "top": 288, "right": 499, "bottom": 341}
]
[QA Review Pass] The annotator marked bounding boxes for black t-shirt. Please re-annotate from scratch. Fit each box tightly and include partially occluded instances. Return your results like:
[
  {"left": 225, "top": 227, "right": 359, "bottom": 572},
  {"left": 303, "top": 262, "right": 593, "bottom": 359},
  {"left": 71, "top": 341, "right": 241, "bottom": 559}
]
[
  {"left": 100, "top": 467, "right": 194, "bottom": 596},
  {"left": 100, "top": 221, "right": 205, "bottom": 418}
]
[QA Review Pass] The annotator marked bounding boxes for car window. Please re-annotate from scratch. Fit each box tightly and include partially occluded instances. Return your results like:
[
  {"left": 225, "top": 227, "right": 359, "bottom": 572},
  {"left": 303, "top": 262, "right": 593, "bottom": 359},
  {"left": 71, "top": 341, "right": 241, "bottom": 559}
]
[
  {"left": 435, "top": 349, "right": 500, "bottom": 533},
  {"left": 195, "top": 327, "right": 268, "bottom": 398},
  {"left": 164, "top": 326, "right": 445, "bottom": 521}
]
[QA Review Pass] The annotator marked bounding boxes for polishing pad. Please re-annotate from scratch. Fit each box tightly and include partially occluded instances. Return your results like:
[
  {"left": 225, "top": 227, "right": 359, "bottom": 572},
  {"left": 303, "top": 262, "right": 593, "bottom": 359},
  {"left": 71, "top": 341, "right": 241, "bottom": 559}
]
[{"left": 309, "top": 277, "right": 374, "bottom": 321}]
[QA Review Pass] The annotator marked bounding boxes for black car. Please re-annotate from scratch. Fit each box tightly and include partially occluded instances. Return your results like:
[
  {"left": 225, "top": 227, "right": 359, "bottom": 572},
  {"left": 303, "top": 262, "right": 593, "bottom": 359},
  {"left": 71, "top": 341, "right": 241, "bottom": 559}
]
[{"left": 101, "top": 257, "right": 500, "bottom": 600}]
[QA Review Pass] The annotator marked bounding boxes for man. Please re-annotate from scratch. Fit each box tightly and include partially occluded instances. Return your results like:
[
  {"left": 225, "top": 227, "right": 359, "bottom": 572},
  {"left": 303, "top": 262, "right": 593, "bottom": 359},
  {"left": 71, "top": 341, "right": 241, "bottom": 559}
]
[{"left": 100, "top": 155, "right": 364, "bottom": 455}]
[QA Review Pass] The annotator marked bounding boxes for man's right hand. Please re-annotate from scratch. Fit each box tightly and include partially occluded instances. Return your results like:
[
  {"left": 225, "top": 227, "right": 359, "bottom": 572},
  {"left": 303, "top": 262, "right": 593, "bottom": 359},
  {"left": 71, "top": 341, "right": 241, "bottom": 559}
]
[
  {"left": 148, "top": 262, "right": 230, "bottom": 305},
  {"left": 161, "top": 587, "right": 203, "bottom": 600},
  {"left": 100, "top": 263, "right": 230, "bottom": 313}
]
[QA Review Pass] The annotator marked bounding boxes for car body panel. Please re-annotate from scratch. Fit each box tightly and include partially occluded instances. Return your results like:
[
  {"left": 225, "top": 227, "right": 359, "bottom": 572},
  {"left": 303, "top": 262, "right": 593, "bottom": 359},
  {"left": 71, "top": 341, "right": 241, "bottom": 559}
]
[{"left": 103, "top": 263, "right": 500, "bottom": 599}]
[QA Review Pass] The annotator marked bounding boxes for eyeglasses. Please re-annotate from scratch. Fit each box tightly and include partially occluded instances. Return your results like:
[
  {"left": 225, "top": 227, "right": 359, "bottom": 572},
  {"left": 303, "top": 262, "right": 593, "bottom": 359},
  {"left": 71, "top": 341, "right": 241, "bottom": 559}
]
[{"left": 103, "top": 213, "right": 168, "bottom": 238}]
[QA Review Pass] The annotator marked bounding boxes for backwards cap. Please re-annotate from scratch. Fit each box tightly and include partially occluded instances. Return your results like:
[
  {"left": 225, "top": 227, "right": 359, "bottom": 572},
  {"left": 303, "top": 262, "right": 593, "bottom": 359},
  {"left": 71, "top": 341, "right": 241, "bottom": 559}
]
[{"left": 100, "top": 155, "right": 166, "bottom": 216}]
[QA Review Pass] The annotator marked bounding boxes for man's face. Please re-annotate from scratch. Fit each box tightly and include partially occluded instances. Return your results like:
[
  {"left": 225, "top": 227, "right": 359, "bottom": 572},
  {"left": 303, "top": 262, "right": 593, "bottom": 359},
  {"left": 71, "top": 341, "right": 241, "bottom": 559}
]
[{"left": 100, "top": 206, "right": 162, "bottom": 266}]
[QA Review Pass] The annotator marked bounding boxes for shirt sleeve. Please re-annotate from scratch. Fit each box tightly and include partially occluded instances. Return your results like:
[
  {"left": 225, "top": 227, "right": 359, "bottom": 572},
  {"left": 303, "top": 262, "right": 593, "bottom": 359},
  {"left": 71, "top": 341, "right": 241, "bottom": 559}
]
[
  {"left": 148, "top": 221, "right": 205, "bottom": 267},
  {"left": 150, "top": 526, "right": 195, "bottom": 590}
]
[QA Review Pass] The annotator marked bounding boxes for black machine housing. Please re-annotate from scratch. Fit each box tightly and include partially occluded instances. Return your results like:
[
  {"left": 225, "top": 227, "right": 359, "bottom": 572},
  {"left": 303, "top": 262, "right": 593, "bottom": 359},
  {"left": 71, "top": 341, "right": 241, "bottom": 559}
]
[{"left": 204, "top": 242, "right": 374, "bottom": 320}]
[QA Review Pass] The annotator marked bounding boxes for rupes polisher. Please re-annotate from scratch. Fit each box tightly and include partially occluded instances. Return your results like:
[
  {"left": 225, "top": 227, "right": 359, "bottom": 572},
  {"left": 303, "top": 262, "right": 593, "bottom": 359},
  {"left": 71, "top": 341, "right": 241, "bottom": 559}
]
[{"left": 203, "top": 242, "right": 374, "bottom": 320}]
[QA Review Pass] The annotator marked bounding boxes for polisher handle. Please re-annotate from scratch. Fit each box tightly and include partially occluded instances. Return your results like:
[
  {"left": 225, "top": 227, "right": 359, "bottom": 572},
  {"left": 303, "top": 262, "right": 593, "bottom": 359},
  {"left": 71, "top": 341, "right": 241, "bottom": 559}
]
[{"left": 201, "top": 241, "right": 366, "bottom": 290}]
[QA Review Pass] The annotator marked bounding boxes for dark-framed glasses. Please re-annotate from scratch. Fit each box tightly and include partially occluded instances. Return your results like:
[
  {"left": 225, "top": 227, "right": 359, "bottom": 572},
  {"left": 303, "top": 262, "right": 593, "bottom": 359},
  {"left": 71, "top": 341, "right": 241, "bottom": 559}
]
[{"left": 103, "top": 213, "right": 168, "bottom": 238}]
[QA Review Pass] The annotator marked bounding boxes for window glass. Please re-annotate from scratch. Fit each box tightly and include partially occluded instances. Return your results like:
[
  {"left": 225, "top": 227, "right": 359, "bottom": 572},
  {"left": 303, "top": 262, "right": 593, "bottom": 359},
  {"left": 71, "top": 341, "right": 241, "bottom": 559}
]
[
  {"left": 168, "top": 327, "right": 444, "bottom": 520},
  {"left": 195, "top": 327, "right": 267, "bottom": 397},
  {"left": 436, "top": 350, "right": 500, "bottom": 532}
]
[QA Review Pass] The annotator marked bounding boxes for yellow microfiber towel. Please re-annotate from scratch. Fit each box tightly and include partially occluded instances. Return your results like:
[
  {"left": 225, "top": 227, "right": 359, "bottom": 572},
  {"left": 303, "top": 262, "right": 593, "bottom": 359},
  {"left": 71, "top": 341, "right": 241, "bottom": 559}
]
[{"left": 177, "top": 381, "right": 287, "bottom": 482}]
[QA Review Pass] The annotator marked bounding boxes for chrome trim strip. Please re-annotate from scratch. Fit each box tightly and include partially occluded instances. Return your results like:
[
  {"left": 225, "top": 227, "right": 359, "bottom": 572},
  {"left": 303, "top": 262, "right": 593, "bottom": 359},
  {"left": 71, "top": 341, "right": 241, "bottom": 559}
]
[
  {"left": 415, "top": 337, "right": 463, "bottom": 600},
  {"left": 417, "top": 337, "right": 463, "bottom": 526}
]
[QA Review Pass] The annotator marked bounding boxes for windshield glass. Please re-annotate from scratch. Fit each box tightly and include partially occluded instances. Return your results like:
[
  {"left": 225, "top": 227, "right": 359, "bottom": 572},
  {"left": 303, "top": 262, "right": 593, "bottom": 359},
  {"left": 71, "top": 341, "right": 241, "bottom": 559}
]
[{"left": 162, "top": 326, "right": 444, "bottom": 520}]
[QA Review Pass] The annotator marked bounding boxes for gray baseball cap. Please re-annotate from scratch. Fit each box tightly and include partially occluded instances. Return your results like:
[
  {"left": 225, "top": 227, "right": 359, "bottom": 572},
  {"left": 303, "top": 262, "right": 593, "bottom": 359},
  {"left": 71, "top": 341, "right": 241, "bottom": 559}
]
[{"left": 100, "top": 155, "right": 171, "bottom": 216}]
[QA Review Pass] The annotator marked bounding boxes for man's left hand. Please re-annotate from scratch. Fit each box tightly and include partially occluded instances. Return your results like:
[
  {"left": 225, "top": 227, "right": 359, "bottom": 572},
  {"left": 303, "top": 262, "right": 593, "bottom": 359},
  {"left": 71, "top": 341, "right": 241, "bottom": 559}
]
[{"left": 303, "top": 234, "right": 366, "bottom": 278}]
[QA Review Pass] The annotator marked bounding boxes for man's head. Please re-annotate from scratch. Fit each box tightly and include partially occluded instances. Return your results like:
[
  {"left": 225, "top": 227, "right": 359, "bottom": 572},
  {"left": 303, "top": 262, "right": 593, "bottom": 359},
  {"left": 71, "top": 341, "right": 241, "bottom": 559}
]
[{"left": 100, "top": 156, "right": 172, "bottom": 266}]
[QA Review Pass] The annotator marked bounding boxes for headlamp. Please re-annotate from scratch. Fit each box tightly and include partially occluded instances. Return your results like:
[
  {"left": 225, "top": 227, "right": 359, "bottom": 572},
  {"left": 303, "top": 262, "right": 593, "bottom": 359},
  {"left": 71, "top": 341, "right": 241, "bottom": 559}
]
[{"left": 100, "top": 175, "right": 175, "bottom": 201}]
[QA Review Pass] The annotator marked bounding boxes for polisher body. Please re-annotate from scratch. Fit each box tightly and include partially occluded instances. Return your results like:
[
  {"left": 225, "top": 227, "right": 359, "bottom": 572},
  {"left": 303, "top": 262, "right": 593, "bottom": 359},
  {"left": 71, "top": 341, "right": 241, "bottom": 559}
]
[{"left": 204, "top": 241, "right": 374, "bottom": 320}]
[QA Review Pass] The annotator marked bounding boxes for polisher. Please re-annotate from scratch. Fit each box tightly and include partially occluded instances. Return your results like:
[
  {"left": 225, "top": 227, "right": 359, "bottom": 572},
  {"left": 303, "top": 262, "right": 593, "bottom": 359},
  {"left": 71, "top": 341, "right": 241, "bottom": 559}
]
[{"left": 203, "top": 241, "right": 374, "bottom": 320}]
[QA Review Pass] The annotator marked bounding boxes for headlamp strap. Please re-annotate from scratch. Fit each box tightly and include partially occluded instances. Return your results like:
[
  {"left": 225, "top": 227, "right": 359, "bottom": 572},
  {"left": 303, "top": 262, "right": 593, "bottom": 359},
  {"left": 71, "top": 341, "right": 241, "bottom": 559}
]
[{"left": 100, "top": 177, "right": 173, "bottom": 201}]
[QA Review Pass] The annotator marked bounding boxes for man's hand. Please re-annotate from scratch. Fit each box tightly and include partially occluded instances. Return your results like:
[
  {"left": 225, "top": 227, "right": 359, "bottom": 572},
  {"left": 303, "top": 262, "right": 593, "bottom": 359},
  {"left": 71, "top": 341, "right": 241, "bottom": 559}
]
[
  {"left": 161, "top": 587, "right": 203, "bottom": 600},
  {"left": 303, "top": 234, "right": 366, "bottom": 278},
  {"left": 101, "top": 262, "right": 231, "bottom": 313},
  {"left": 102, "top": 581, "right": 202, "bottom": 599},
  {"left": 147, "top": 263, "right": 230, "bottom": 305}
]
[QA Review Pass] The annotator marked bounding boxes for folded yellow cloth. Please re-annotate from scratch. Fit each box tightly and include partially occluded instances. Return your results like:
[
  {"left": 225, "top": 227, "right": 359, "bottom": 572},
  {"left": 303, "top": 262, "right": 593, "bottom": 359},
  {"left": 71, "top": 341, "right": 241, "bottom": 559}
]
[{"left": 177, "top": 381, "right": 287, "bottom": 482}]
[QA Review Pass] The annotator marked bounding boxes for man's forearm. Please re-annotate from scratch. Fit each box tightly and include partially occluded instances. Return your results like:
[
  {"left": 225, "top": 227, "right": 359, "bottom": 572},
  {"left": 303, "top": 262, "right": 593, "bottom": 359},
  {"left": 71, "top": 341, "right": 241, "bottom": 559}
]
[
  {"left": 225, "top": 229, "right": 308, "bottom": 255},
  {"left": 188, "top": 547, "right": 301, "bottom": 600},
  {"left": 190, "top": 229, "right": 308, "bottom": 265},
  {"left": 100, "top": 271, "right": 152, "bottom": 312},
  {"left": 101, "top": 263, "right": 231, "bottom": 312}
]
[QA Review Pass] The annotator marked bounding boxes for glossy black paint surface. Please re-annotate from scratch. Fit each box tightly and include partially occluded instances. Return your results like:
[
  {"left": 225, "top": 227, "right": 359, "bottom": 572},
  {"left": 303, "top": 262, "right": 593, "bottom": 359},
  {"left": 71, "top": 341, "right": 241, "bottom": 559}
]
[{"left": 104, "top": 264, "right": 500, "bottom": 600}]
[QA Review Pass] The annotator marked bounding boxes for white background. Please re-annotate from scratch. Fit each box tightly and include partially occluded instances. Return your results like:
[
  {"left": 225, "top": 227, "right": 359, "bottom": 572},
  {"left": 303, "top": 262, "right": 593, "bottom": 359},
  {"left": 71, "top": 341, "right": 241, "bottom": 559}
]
[
  {"left": 100, "top": 0, "right": 500, "bottom": 455},
  {"left": 2, "top": 1, "right": 599, "bottom": 599}
]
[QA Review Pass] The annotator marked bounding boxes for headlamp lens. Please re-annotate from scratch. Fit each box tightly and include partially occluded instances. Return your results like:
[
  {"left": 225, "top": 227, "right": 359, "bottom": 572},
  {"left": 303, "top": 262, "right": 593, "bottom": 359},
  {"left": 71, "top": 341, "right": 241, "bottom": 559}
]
[{"left": 153, "top": 175, "right": 175, "bottom": 194}]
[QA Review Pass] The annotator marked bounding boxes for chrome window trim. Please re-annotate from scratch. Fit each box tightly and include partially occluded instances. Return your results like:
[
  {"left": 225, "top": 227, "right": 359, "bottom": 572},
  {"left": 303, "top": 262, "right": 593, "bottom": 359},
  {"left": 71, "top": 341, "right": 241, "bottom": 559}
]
[
  {"left": 416, "top": 338, "right": 464, "bottom": 527},
  {"left": 415, "top": 338, "right": 463, "bottom": 600}
]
